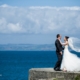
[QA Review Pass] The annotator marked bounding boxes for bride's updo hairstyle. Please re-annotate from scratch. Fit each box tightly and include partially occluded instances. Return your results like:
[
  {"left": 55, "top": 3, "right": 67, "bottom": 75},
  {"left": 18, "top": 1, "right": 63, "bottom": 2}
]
[{"left": 65, "top": 36, "right": 69, "bottom": 41}]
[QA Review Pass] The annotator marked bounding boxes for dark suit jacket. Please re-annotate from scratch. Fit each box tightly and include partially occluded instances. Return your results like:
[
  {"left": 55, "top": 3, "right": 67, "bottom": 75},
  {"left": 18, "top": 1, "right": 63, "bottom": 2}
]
[{"left": 55, "top": 39, "right": 63, "bottom": 53}]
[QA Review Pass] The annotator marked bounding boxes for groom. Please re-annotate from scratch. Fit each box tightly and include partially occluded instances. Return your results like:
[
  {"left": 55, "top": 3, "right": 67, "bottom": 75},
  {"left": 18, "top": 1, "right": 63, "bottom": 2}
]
[{"left": 54, "top": 34, "right": 64, "bottom": 71}]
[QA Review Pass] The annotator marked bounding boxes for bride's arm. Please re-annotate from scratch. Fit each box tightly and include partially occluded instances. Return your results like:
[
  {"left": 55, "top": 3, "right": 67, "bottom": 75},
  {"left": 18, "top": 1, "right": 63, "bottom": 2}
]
[{"left": 60, "top": 40, "right": 68, "bottom": 46}]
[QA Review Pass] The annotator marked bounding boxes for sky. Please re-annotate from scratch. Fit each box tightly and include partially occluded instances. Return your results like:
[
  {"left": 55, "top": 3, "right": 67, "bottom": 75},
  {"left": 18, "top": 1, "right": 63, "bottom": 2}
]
[
  {"left": 0, "top": 0, "right": 80, "bottom": 7},
  {"left": 0, "top": 0, "right": 80, "bottom": 44}
]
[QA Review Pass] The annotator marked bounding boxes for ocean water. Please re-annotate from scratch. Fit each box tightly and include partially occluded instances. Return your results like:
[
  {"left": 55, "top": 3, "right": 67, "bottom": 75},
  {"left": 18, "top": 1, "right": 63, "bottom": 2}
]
[{"left": 0, "top": 51, "right": 80, "bottom": 80}]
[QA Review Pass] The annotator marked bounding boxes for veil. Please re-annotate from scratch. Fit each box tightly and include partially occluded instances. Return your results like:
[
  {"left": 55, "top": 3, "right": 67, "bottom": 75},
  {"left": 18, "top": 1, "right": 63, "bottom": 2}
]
[{"left": 68, "top": 37, "right": 80, "bottom": 52}]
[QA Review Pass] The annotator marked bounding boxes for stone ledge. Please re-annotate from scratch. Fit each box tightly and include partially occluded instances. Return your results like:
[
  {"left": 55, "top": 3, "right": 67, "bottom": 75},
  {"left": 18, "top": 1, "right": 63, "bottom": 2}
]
[{"left": 29, "top": 68, "right": 80, "bottom": 80}]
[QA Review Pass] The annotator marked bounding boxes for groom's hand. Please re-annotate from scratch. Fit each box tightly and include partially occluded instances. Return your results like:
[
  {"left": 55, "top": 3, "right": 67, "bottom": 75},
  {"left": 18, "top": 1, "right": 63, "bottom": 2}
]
[{"left": 60, "top": 51, "right": 62, "bottom": 55}]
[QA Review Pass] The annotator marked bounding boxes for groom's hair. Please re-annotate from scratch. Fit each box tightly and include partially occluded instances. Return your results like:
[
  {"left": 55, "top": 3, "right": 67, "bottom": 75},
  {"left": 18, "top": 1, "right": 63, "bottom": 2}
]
[{"left": 56, "top": 34, "right": 60, "bottom": 38}]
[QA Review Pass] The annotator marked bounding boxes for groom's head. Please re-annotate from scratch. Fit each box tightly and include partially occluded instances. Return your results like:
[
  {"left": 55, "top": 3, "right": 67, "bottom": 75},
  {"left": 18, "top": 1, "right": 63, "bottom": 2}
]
[{"left": 56, "top": 34, "right": 61, "bottom": 39}]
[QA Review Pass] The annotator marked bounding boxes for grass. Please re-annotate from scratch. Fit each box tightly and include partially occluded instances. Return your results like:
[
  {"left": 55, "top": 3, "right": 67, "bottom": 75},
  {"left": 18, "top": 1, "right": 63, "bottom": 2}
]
[
  {"left": 75, "top": 75, "right": 80, "bottom": 80},
  {"left": 53, "top": 79, "right": 57, "bottom": 80}
]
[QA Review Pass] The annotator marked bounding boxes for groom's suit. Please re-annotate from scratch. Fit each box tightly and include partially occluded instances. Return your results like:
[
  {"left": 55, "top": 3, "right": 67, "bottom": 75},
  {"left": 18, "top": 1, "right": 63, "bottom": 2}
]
[{"left": 54, "top": 39, "right": 64, "bottom": 70}]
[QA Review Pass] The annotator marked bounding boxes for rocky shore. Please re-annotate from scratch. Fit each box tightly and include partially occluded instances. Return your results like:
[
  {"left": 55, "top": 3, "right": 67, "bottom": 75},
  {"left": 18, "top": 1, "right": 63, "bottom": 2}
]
[{"left": 29, "top": 68, "right": 80, "bottom": 80}]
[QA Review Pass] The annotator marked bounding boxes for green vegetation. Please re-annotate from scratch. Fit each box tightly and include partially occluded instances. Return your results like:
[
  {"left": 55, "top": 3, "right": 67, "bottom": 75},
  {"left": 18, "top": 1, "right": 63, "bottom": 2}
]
[
  {"left": 53, "top": 78, "right": 64, "bottom": 80},
  {"left": 53, "top": 78, "right": 57, "bottom": 80},
  {"left": 75, "top": 75, "right": 80, "bottom": 80}
]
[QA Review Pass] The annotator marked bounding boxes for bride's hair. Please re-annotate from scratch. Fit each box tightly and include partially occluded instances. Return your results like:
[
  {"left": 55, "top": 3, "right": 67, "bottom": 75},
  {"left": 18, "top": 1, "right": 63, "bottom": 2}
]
[{"left": 65, "top": 36, "right": 69, "bottom": 41}]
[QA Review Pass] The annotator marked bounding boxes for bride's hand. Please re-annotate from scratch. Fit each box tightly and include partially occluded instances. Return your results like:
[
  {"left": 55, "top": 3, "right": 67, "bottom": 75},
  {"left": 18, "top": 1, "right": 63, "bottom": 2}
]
[
  {"left": 60, "top": 51, "right": 62, "bottom": 55},
  {"left": 59, "top": 40, "right": 68, "bottom": 46},
  {"left": 59, "top": 40, "right": 63, "bottom": 45}
]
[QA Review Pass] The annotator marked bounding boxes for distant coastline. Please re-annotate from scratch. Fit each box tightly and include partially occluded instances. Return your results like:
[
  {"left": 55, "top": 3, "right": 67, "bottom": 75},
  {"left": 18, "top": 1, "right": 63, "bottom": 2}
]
[{"left": 0, "top": 44, "right": 55, "bottom": 51}]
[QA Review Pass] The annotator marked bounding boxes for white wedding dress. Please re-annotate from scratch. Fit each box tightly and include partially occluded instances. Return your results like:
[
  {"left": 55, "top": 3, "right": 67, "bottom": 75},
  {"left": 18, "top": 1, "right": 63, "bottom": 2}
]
[{"left": 60, "top": 45, "right": 80, "bottom": 72}]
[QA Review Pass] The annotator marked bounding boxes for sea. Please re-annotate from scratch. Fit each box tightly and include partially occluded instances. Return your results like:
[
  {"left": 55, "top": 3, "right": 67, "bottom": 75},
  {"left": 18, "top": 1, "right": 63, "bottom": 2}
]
[{"left": 0, "top": 51, "right": 80, "bottom": 80}]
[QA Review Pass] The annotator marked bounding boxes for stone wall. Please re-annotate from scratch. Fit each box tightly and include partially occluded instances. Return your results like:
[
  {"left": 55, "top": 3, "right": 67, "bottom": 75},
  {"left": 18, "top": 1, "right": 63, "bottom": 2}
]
[{"left": 29, "top": 68, "right": 80, "bottom": 80}]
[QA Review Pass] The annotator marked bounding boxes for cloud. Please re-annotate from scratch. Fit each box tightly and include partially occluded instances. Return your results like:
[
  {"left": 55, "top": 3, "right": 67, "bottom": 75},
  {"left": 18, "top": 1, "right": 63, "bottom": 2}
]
[
  {"left": 7, "top": 23, "right": 25, "bottom": 33},
  {"left": 0, "top": 4, "right": 10, "bottom": 8},
  {"left": 29, "top": 6, "right": 80, "bottom": 10},
  {"left": 0, "top": 4, "right": 80, "bottom": 35}
]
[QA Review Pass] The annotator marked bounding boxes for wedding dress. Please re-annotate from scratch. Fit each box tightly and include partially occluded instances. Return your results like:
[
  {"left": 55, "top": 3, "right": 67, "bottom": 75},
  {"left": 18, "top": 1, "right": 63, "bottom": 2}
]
[{"left": 60, "top": 45, "right": 80, "bottom": 72}]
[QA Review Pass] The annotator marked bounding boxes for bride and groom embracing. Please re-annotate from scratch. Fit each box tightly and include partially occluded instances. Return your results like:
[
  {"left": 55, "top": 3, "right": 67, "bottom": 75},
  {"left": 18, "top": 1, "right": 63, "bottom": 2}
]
[{"left": 54, "top": 34, "right": 80, "bottom": 72}]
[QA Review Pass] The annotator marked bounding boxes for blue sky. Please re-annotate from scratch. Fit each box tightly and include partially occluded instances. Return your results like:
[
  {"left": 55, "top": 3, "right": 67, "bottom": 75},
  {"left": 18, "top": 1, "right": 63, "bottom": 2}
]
[
  {"left": 0, "top": 0, "right": 80, "bottom": 7},
  {"left": 0, "top": 0, "right": 80, "bottom": 44}
]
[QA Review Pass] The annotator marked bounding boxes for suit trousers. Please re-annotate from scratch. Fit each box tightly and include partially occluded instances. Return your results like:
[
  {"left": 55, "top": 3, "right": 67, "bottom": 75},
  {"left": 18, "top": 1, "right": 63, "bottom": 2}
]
[{"left": 54, "top": 51, "right": 62, "bottom": 69}]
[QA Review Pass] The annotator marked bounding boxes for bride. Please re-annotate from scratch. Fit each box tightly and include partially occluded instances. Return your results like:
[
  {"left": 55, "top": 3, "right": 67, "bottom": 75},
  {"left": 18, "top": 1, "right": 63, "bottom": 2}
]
[{"left": 60, "top": 36, "right": 80, "bottom": 72}]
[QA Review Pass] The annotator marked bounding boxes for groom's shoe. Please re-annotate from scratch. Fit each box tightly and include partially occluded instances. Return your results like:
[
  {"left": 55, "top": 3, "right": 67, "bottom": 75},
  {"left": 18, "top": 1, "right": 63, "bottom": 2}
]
[
  {"left": 54, "top": 67, "right": 59, "bottom": 71},
  {"left": 58, "top": 69, "right": 62, "bottom": 71},
  {"left": 54, "top": 68, "right": 62, "bottom": 71}
]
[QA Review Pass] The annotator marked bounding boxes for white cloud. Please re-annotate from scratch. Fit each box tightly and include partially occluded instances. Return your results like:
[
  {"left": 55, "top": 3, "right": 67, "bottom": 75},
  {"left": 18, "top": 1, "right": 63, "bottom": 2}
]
[
  {"left": 0, "top": 4, "right": 9, "bottom": 7},
  {"left": 29, "top": 6, "right": 80, "bottom": 10},
  {"left": 0, "top": 4, "right": 80, "bottom": 35},
  {"left": 7, "top": 23, "right": 25, "bottom": 33}
]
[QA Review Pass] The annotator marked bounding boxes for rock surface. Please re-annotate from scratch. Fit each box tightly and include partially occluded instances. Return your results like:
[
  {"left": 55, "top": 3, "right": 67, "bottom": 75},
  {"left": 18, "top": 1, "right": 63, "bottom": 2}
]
[{"left": 29, "top": 68, "right": 80, "bottom": 80}]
